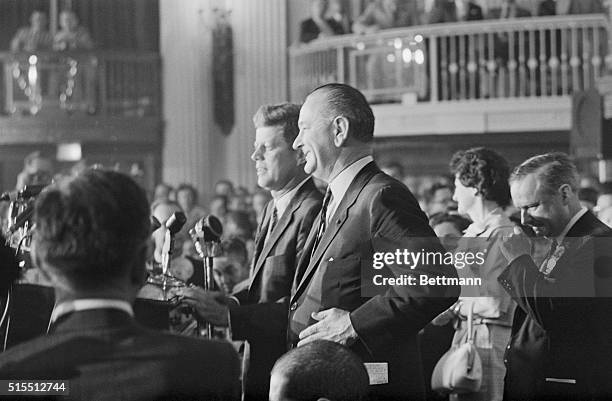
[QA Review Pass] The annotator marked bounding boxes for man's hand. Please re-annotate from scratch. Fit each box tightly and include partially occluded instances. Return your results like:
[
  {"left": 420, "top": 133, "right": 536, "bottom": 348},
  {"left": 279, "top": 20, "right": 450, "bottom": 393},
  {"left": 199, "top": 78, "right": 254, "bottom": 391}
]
[
  {"left": 500, "top": 226, "right": 532, "bottom": 264},
  {"left": 177, "top": 287, "right": 230, "bottom": 327},
  {"left": 297, "top": 308, "right": 358, "bottom": 347}
]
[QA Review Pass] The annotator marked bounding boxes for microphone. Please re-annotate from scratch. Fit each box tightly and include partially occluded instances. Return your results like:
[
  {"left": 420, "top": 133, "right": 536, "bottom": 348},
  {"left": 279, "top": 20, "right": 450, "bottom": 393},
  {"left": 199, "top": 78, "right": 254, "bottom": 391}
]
[
  {"left": 8, "top": 203, "right": 34, "bottom": 233},
  {"left": 192, "top": 214, "right": 224, "bottom": 339},
  {"left": 150, "top": 216, "right": 161, "bottom": 232},
  {"left": 0, "top": 184, "right": 46, "bottom": 202},
  {"left": 195, "top": 215, "right": 223, "bottom": 243},
  {"left": 165, "top": 211, "right": 186, "bottom": 235}
]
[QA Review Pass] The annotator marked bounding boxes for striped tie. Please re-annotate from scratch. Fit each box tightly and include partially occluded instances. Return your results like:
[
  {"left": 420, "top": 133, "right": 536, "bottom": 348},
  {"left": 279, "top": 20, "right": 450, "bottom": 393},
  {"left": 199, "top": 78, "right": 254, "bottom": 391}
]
[
  {"left": 269, "top": 206, "right": 278, "bottom": 234},
  {"left": 311, "top": 188, "right": 332, "bottom": 260},
  {"left": 539, "top": 239, "right": 558, "bottom": 274}
]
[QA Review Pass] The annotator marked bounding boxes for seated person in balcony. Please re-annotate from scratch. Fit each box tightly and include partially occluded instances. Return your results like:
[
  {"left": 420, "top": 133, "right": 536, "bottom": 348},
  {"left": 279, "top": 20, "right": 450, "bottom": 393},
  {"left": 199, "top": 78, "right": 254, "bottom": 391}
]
[
  {"left": 538, "top": 0, "right": 556, "bottom": 16},
  {"left": 556, "top": 0, "right": 605, "bottom": 15},
  {"left": 10, "top": 10, "right": 53, "bottom": 52},
  {"left": 300, "top": 0, "right": 347, "bottom": 44},
  {"left": 53, "top": 10, "right": 93, "bottom": 50},
  {"left": 488, "top": 0, "right": 531, "bottom": 19},
  {"left": 489, "top": 0, "right": 531, "bottom": 63},
  {"left": 353, "top": 0, "right": 418, "bottom": 34},
  {"left": 428, "top": 0, "right": 483, "bottom": 23},
  {"left": 328, "top": 0, "right": 352, "bottom": 35}
]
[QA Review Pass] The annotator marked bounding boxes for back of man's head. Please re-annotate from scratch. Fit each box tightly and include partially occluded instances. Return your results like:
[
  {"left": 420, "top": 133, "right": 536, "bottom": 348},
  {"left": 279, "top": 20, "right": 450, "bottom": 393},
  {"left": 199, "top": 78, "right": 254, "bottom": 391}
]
[
  {"left": 309, "top": 83, "right": 375, "bottom": 143},
  {"left": 32, "top": 169, "right": 150, "bottom": 293},
  {"left": 270, "top": 340, "right": 369, "bottom": 401}
]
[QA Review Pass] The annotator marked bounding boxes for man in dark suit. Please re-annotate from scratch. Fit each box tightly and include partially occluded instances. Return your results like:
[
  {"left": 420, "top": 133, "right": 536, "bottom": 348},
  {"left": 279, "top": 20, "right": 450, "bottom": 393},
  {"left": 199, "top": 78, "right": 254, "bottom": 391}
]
[
  {"left": 0, "top": 169, "right": 240, "bottom": 401},
  {"left": 428, "top": 0, "right": 483, "bottom": 23},
  {"left": 180, "top": 103, "right": 323, "bottom": 400},
  {"left": 289, "top": 83, "right": 458, "bottom": 400},
  {"left": 499, "top": 152, "right": 612, "bottom": 400}
]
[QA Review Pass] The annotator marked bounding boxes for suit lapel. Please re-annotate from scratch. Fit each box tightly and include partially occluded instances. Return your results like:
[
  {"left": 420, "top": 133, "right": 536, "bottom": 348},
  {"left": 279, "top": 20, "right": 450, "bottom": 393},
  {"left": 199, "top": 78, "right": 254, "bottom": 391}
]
[
  {"left": 548, "top": 211, "right": 610, "bottom": 279},
  {"left": 565, "top": 211, "right": 609, "bottom": 238},
  {"left": 250, "top": 179, "right": 318, "bottom": 290},
  {"left": 292, "top": 162, "right": 379, "bottom": 300},
  {"left": 251, "top": 200, "right": 295, "bottom": 282},
  {"left": 292, "top": 205, "right": 321, "bottom": 293},
  {"left": 251, "top": 202, "right": 272, "bottom": 276}
]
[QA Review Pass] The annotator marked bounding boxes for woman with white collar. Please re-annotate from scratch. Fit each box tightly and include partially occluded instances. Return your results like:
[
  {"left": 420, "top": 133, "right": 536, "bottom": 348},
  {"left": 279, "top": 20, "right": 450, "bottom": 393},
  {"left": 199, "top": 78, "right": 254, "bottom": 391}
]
[{"left": 434, "top": 147, "right": 522, "bottom": 401}]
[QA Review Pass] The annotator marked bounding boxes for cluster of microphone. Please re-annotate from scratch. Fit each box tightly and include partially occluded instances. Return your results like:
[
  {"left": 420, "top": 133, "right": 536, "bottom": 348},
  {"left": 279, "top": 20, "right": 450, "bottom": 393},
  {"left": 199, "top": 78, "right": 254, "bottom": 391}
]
[{"left": 0, "top": 185, "right": 47, "bottom": 237}]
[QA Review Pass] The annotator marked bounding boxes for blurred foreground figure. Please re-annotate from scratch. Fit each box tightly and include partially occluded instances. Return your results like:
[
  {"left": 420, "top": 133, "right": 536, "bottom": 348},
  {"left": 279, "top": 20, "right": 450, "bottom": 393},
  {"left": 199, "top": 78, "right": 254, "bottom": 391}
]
[
  {"left": 0, "top": 169, "right": 240, "bottom": 401},
  {"left": 269, "top": 340, "right": 369, "bottom": 401}
]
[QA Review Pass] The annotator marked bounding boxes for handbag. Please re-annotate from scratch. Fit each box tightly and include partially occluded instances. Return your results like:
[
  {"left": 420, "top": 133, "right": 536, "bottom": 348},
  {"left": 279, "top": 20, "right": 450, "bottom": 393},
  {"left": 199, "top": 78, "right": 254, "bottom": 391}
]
[{"left": 431, "top": 302, "right": 483, "bottom": 394}]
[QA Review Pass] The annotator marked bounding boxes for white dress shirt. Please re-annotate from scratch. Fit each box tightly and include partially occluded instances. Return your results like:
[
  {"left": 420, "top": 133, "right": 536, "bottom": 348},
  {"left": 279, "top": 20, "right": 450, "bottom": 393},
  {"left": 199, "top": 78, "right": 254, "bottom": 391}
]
[
  {"left": 326, "top": 156, "right": 374, "bottom": 222},
  {"left": 50, "top": 298, "right": 134, "bottom": 324},
  {"left": 272, "top": 177, "right": 310, "bottom": 218}
]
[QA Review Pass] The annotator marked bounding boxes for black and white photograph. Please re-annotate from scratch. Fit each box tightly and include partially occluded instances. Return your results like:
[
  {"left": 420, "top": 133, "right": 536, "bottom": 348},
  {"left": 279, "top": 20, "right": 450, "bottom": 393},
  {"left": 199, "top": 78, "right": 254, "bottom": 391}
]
[{"left": 0, "top": 0, "right": 611, "bottom": 400}]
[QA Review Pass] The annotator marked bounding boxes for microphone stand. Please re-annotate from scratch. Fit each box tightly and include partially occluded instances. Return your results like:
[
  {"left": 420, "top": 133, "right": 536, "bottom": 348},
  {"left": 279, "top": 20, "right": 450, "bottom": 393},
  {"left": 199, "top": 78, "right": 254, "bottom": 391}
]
[
  {"left": 160, "top": 229, "right": 174, "bottom": 300},
  {"left": 200, "top": 240, "right": 222, "bottom": 339},
  {"left": 190, "top": 215, "right": 224, "bottom": 339},
  {"left": 151, "top": 211, "right": 185, "bottom": 301}
]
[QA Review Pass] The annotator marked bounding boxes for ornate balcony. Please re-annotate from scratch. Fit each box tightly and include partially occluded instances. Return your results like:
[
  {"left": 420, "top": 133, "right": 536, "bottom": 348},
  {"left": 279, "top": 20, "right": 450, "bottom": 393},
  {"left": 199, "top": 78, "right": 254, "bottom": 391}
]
[
  {"left": 0, "top": 51, "right": 162, "bottom": 191},
  {"left": 0, "top": 50, "right": 161, "bottom": 144},
  {"left": 289, "top": 14, "right": 611, "bottom": 136}
]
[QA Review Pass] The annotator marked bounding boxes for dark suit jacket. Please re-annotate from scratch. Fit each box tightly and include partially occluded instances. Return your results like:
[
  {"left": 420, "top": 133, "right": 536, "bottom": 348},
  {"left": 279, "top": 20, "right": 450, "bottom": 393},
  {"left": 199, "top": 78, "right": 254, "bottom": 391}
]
[
  {"left": 230, "top": 178, "right": 323, "bottom": 400},
  {"left": 487, "top": 6, "right": 532, "bottom": 19},
  {"left": 499, "top": 211, "right": 612, "bottom": 400},
  {"left": 288, "top": 162, "right": 459, "bottom": 400},
  {"left": 0, "top": 308, "right": 240, "bottom": 401},
  {"left": 299, "top": 18, "right": 345, "bottom": 44},
  {"left": 429, "top": 0, "right": 483, "bottom": 23}
]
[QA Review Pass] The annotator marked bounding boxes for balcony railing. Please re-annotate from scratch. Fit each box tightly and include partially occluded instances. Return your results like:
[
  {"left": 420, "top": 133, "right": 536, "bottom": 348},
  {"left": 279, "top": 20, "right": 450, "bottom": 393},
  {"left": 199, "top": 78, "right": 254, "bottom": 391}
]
[
  {"left": 0, "top": 51, "right": 161, "bottom": 117},
  {"left": 289, "top": 14, "right": 611, "bottom": 103}
]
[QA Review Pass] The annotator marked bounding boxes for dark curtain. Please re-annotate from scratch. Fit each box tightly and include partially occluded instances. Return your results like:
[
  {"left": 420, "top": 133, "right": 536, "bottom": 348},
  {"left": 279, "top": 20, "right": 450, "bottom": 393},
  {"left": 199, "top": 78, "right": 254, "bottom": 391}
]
[
  {"left": 213, "top": 12, "right": 234, "bottom": 136},
  {"left": 71, "top": 0, "right": 159, "bottom": 50},
  {"left": 0, "top": 0, "right": 49, "bottom": 50}
]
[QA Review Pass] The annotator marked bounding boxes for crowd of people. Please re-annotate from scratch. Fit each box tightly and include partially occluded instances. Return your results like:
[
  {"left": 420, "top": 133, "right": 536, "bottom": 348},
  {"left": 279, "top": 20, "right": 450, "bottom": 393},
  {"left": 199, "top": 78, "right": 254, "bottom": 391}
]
[
  {"left": 299, "top": 0, "right": 607, "bottom": 44},
  {"left": 0, "top": 83, "right": 611, "bottom": 401}
]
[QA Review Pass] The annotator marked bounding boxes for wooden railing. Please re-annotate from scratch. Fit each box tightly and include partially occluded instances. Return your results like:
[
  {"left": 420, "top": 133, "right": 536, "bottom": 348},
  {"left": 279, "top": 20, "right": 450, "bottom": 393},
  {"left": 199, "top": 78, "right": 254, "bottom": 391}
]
[
  {"left": 0, "top": 51, "right": 161, "bottom": 117},
  {"left": 289, "top": 14, "right": 611, "bottom": 103}
]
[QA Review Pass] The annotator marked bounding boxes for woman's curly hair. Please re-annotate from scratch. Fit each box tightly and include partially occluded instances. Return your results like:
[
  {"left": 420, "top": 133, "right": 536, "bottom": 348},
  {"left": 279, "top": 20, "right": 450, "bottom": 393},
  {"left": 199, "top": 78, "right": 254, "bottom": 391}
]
[{"left": 450, "top": 147, "right": 511, "bottom": 207}]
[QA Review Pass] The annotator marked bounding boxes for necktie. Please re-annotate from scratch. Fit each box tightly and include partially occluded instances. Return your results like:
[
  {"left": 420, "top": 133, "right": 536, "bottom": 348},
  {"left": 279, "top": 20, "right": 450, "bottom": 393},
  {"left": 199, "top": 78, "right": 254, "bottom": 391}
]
[
  {"left": 539, "top": 239, "right": 558, "bottom": 274},
  {"left": 269, "top": 206, "right": 278, "bottom": 234},
  {"left": 251, "top": 204, "right": 276, "bottom": 276},
  {"left": 311, "top": 189, "right": 333, "bottom": 260}
]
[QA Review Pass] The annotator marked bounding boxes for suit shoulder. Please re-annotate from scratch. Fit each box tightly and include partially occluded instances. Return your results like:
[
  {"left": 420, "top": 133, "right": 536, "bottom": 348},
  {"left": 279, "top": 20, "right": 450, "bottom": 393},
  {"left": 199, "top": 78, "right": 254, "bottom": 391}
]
[
  {"left": 0, "top": 336, "right": 49, "bottom": 368},
  {"left": 368, "top": 173, "right": 419, "bottom": 201},
  {"left": 296, "top": 182, "right": 323, "bottom": 212},
  {"left": 152, "top": 331, "right": 236, "bottom": 354},
  {"left": 301, "top": 179, "right": 324, "bottom": 200},
  {"left": 303, "top": 189, "right": 323, "bottom": 207}
]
